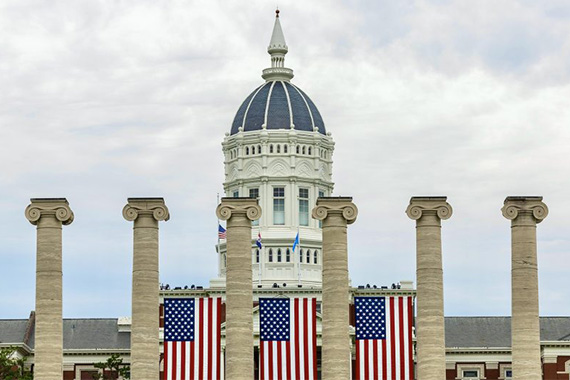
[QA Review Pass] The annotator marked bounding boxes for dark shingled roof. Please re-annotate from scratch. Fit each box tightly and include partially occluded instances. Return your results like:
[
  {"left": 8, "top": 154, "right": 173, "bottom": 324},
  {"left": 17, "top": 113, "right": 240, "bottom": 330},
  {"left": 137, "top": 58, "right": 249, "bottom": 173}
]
[
  {"left": 0, "top": 320, "right": 29, "bottom": 345},
  {"left": 0, "top": 318, "right": 130, "bottom": 350},
  {"left": 3, "top": 316, "right": 570, "bottom": 350},
  {"left": 445, "top": 317, "right": 570, "bottom": 348},
  {"left": 230, "top": 81, "right": 326, "bottom": 135}
]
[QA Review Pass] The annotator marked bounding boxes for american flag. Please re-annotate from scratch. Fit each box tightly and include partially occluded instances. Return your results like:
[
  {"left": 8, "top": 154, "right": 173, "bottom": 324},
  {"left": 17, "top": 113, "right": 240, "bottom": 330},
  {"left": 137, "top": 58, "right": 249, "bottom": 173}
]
[
  {"left": 259, "top": 297, "right": 317, "bottom": 380},
  {"left": 218, "top": 224, "right": 226, "bottom": 239},
  {"left": 354, "top": 296, "right": 414, "bottom": 380},
  {"left": 163, "top": 297, "right": 223, "bottom": 380}
]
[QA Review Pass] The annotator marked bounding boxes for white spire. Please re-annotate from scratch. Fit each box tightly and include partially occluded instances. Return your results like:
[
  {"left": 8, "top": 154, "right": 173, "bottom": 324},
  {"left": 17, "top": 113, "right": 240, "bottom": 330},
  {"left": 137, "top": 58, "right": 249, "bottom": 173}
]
[
  {"left": 262, "top": 9, "right": 294, "bottom": 82},
  {"left": 268, "top": 10, "right": 287, "bottom": 55}
]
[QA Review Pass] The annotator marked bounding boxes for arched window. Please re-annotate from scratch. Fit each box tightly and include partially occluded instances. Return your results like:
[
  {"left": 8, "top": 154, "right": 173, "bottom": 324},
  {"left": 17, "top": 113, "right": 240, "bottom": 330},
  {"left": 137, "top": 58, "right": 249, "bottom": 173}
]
[
  {"left": 306, "top": 250, "right": 310, "bottom": 263},
  {"left": 245, "top": 147, "right": 249, "bottom": 155},
  {"left": 270, "top": 145, "right": 274, "bottom": 153},
  {"left": 296, "top": 145, "right": 300, "bottom": 154},
  {"left": 308, "top": 147, "right": 312, "bottom": 155},
  {"left": 277, "top": 249, "right": 282, "bottom": 262},
  {"left": 300, "top": 249, "right": 304, "bottom": 263},
  {"left": 277, "top": 145, "right": 281, "bottom": 153},
  {"left": 268, "top": 249, "right": 273, "bottom": 262},
  {"left": 284, "top": 145, "right": 288, "bottom": 153},
  {"left": 286, "top": 248, "right": 291, "bottom": 262},
  {"left": 258, "top": 145, "right": 261, "bottom": 154},
  {"left": 302, "top": 146, "right": 306, "bottom": 155},
  {"left": 256, "top": 249, "right": 260, "bottom": 263},
  {"left": 314, "top": 250, "right": 318, "bottom": 264}
]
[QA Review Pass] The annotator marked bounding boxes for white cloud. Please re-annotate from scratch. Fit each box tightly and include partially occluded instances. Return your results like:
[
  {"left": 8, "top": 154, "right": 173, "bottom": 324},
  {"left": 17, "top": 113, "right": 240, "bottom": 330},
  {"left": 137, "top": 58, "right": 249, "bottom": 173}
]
[{"left": 1, "top": 0, "right": 569, "bottom": 318}]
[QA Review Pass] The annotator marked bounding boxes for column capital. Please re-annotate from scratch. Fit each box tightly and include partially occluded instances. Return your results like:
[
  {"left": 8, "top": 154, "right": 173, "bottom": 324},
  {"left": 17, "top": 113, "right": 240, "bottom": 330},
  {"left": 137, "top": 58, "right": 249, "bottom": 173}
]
[
  {"left": 122, "top": 197, "right": 170, "bottom": 222},
  {"left": 25, "top": 198, "right": 74, "bottom": 225},
  {"left": 406, "top": 196, "right": 452, "bottom": 221},
  {"left": 312, "top": 196, "right": 358, "bottom": 224},
  {"left": 501, "top": 196, "right": 548, "bottom": 223},
  {"left": 216, "top": 197, "right": 261, "bottom": 221}
]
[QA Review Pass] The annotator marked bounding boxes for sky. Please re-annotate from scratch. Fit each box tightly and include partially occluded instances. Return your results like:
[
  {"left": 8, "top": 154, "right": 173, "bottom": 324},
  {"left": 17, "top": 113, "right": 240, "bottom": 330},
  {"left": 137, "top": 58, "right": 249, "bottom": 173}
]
[{"left": 1, "top": 0, "right": 570, "bottom": 319}]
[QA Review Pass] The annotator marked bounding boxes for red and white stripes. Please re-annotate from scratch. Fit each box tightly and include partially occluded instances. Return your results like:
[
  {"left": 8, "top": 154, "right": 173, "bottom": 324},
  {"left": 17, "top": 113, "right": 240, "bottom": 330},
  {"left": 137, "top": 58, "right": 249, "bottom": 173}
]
[
  {"left": 163, "top": 297, "right": 223, "bottom": 380},
  {"left": 355, "top": 296, "right": 414, "bottom": 380},
  {"left": 259, "top": 298, "right": 317, "bottom": 380}
]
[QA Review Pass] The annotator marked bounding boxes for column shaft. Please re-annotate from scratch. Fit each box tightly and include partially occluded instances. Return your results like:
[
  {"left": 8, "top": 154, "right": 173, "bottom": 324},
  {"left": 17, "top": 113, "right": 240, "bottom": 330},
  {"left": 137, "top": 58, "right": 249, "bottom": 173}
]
[
  {"left": 226, "top": 212, "right": 253, "bottom": 379},
  {"left": 131, "top": 216, "right": 160, "bottom": 379},
  {"left": 313, "top": 197, "right": 357, "bottom": 380},
  {"left": 25, "top": 198, "right": 74, "bottom": 380},
  {"left": 322, "top": 214, "right": 351, "bottom": 380},
  {"left": 123, "top": 198, "right": 169, "bottom": 380},
  {"left": 502, "top": 196, "right": 548, "bottom": 380},
  {"left": 35, "top": 216, "right": 64, "bottom": 379},
  {"left": 416, "top": 212, "right": 445, "bottom": 379},
  {"left": 406, "top": 197, "right": 452, "bottom": 380},
  {"left": 217, "top": 198, "right": 261, "bottom": 380}
]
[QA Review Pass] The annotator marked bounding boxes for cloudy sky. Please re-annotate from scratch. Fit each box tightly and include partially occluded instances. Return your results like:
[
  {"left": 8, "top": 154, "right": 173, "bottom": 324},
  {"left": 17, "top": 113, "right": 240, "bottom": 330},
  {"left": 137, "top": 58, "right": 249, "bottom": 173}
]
[{"left": 1, "top": 0, "right": 569, "bottom": 319}]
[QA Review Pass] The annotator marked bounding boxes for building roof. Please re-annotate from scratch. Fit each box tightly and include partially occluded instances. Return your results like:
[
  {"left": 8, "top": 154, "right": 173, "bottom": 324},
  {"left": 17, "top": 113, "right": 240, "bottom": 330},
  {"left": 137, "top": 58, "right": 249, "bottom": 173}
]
[
  {"left": 230, "top": 81, "right": 326, "bottom": 135},
  {"left": 0, "top": 319, "right": 30, "bottom": 345},
  {"left": 0, "top": 318, "right": 130, "bottom": 350},
  {"left": 3, "top": 316, "right": 570, "bottom": 351},
  {"left": 445, "top": 317, "right": 570, "bottom": 348}
]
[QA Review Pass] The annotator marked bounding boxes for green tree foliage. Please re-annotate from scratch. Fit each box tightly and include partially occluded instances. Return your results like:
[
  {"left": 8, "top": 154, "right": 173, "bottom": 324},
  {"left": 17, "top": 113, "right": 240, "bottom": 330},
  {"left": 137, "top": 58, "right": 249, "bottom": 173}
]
[
  {"left": 0, "top": 346, "right": 33, "bottom": 380},
  {"left": 91, "top": 354, "right": 130, "bottom": 380}
]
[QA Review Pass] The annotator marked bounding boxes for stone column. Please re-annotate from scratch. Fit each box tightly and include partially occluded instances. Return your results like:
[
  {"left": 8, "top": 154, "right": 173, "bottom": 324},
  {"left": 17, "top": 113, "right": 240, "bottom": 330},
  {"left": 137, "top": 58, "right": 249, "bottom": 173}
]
[
  {"left": 123, "top": 198, "right": 169, "bottom": 380},
  {"left": 25, "top": 198, "right": 74, "bottom": 380},
  {"left": 502, "top": 196, "right": 548, "bottom": 380},
  {"left": 312, "top": 197, "right": 358, "bottom": 380},
  {"left": 406, "top": 196, "right": 452, "bottom": 380},
  {"left": 216, "top": 198, "right": 261, "bottom": 380}
]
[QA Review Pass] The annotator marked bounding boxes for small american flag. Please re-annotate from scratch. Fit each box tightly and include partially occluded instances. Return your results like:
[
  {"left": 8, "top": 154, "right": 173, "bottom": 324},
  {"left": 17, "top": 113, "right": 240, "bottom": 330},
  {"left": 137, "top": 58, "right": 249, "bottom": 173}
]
[
  {"left": 259, "top": 297, "right": 317, "bottom": 380},
  {"left": 163, "top": 297, "right": 223, "bottom": 380},
  {"left": 218, "top": 224, "right": 226, "bottom": 239},
  {"left": 355, "top": 296, "right": 414, "bottom": 380}
]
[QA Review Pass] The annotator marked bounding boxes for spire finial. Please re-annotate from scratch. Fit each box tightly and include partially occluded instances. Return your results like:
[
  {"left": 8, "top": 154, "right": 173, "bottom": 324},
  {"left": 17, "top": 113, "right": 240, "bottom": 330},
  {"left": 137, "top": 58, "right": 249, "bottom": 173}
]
[{"left": 262, "top": 8, "right": 294, "bottom": 82}]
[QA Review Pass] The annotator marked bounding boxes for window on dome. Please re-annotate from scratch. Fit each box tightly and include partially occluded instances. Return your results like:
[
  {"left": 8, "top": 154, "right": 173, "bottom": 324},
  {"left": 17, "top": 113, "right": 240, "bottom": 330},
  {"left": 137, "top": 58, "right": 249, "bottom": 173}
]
[
  {"left": 256, "top": 249, "right": 259, "bottom": 263},
  {"left": 258, "top": 145, "right": 261, "bottom": 154},
  {"left": 268, "top": 249, "right": 273, "bottom": 262},
  {"left": 277, "top": 145, "right": 281, "bottom": 153},
  {"left": 249, "top": 188, "right": 259, "bottom": 226},
  {"left": 299, "top": 188, "right": 309, "bottom": 226},
  {"left": 296, "top": 145, "right": 300, "bottom": 154},
  {"left": 308, "top": 147, "right": 312, "bottom": 155},
  {"left": 286, "top": 248, "right": 291, "bottom": 262},
  {"left": 306, "top": 250, "right": 311, "bottom": 263},
  {"left": 302, "top": 146, "right": 306, "bottom": 155},
  {"left": 300, "top": 249, "right": 304, "bottom": 263},
  {"left": 245, "top": 147, "right": 249, "bottom": 155},
  {"left": 284, "top": 145, "right": 288, "bottom": 153},
  {"left": 273, "top": 187, "right": 285, "bottom": 225},
  {"left": 314, "top": 251, "right": 318, "bottom": 264},
  {"left": 270, "top": 145, "right": 274, "bottom": 153},
  {"left": 277, "top": 249, "right": 282, "bottom": 262}
]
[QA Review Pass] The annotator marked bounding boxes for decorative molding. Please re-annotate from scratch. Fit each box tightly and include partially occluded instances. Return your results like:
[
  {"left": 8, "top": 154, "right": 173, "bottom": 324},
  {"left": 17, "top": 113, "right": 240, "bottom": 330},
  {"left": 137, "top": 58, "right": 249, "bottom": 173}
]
[
  {"left": 216, "top": 200, "right": 262, "bottom": 222},
  {"left": 122, "top": 198, "right": 170, "bottom": 222},
  {"left": 501, "top": 196, "right": 548, "bottom": 223},
  {"left": 312, "top": 198, "right": 358, "bottom": 225},
  {"left": 406, "top": 197, "right": 453, "bottom": 221},
  {"left": 25, "top": 198, "right": 74, "bottom": 225}
]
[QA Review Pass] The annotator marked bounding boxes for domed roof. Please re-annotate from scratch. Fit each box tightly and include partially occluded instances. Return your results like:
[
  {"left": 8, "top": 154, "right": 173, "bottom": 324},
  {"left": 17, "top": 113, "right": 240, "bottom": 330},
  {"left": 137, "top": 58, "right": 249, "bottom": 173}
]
[{"left": 230, "top": 80, "right": 326, "bottom": 135}]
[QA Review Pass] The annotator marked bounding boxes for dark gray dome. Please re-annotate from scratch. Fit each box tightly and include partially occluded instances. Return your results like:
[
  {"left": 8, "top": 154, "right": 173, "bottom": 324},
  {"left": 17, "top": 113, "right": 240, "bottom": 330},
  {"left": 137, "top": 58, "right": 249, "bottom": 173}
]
[{"left": 230, "top": 81, "right": 326, "bottom": 135}]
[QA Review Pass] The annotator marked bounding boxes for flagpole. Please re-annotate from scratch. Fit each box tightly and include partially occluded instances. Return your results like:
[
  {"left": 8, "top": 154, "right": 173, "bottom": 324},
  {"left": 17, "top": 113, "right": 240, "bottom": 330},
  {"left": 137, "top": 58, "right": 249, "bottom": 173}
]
[
  {"left": 217, "top": 192, "right": 221, "bottom": 277},
  {"left": 297, "top": 226, "right": 301, "bottom": 286},
  {"left": 258, "top": 230, "right": 262, "bottom": 286}
]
